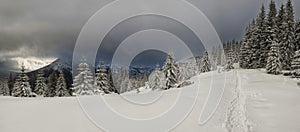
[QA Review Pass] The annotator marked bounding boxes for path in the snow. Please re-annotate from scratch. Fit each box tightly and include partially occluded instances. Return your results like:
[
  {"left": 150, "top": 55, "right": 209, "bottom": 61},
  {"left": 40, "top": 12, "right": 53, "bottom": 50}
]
[{"left": 225, "top": 70, "right": 252, "bottom": 132}]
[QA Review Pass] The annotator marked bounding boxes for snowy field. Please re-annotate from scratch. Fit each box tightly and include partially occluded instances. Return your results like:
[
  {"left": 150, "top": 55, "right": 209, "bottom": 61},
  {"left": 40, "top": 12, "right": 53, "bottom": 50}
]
[{"left": 1, "top": 69, "right": 300, "bottom": 132}]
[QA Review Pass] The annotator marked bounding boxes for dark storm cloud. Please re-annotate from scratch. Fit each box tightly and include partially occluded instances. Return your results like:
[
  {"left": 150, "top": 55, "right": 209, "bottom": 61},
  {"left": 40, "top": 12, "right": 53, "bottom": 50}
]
[{"left": 0, "top": 0, "right": 299, "bottom": 71}]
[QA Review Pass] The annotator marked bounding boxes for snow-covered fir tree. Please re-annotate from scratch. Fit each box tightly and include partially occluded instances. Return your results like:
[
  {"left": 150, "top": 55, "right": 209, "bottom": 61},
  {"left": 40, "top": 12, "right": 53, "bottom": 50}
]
[
  {"left": 266, "top": 36, "right": 281, "bottom": 75},
  {"left": 295, "top": 20, "right": 300, "bottom": 51},
  {"left": 162, "top": 52, "right": 179, "bottom": 89},
  {"left": 72, "top": 58, "right": 96, "bottom": 95},
  {"left": 34, "top": 70, "right": 47, "bottom": 96},
  {"left": 225, "top": 49, "right": 235, "bottom": 70},
  {"left": 0, "top": 79, "right": 9, "bottom": 96},
  {"left": 55, "top": 71, "right": 69, "bottom": 97},
  {"left": 12, "top": 64, "right": 36, "bottom": 97},
  {"left": 200, "top": 51, "right": 211, "bottom": 72},
  {"left": 3, "top": 80, "right": 10, "bottom": 96},
  {"left": 283, "top": 0, "right": 296, "bottom": 70},
  {"left": 0, "top": 80, "right": 3, "bottom": 95},
  {"left": 95, "top": 62, "right": 110, "bottom": 94},
  {"left": 265, "top": 0, "right": 278, "bottom": 70},
  {"left": 148, "top": 65, "right": 165, "bottom": 90},
  {"left": 256, "top": 5, "right": 268, "bottom": 68},
  {"left": 240, "top": 24, "right": 252, "bottom": 69},
  {"left": 120, "top": 77, "right": 130, "bottom": 93},
  {"left": 279, "top": 0, "right": 296, "bottom": 70},
  {"left": 46, "top": 72, "right": 57, "bottom": 97},
  {"left": 291, "top": 50, "right": 300, "bottom": 78},
  {"left": 178, "top": 58, "right": 198, "bottom": 81},
  {"left": 278, "top": 4, "right": 287, "bottom": 68}
]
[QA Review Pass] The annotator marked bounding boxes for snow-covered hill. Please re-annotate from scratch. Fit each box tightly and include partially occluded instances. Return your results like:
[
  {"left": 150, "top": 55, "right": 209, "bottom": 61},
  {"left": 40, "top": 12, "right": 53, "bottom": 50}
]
[{"left": 0, "top": 69, "right": 299, "bottom": 132}]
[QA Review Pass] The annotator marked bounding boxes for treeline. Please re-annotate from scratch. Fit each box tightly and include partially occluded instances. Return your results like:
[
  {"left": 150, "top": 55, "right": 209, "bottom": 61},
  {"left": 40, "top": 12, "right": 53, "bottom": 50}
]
[
  {"left": 0, "top": 50, "right": 215, "bottom": 97},
  {"left": 239, "top": 0, "right": 300, "bottom": 75}
]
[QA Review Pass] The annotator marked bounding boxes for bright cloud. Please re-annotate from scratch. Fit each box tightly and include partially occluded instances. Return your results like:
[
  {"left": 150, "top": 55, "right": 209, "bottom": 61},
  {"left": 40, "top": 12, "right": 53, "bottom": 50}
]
[{"left": 10, "top": 57, "right": 56, "bottom": 71}]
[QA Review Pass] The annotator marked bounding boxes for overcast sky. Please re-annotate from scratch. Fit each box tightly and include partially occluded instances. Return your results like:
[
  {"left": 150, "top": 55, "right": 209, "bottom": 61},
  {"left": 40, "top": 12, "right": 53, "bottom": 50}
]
[{"left": 0, "top": 0, "right": 299, "bottom": 71}]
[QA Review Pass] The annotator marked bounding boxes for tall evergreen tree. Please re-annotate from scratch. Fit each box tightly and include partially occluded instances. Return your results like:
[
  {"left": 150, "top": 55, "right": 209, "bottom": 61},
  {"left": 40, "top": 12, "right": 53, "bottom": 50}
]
[
  {"left": 2, "top": 80, "right": 10, "bottom": 96},
  {"left": 225, "top": 49, "right": 235, "bottom": 70},
  {"left": 200, "top": 51, "right": 212, "bottom": 72},
  {"left": 281, "top": 0, "right": 296, "bottom": 70},
  {"left": 95, "top": 62, "right": 110, "bottom": 94},
  {"left": 265, "top": 0, "right": 278, "bottom": 69},
  {"left": 277, "top": 4, "right": 288, "bottom": 70},
  {"left": 46, "top": 72, "right": 57, "bottom": 97},
  {"left": 72, "top": 58, "right": 96, "bottom": 95},
  {"left": 291, "top": 50, "right": 300, "bottom": 78},
  {"left": 162, "top": 52, "right": 179, "bottom": 89},
  {"left": 34, "top": 70, "right": 47, "bottom": 96},
  {"left": 0, "top": 79, "right": 4, "bottom": 95},
  {"left": 8, "top": 72, "right": 13, "bottom": 95},
  {"left": 266, "top": 35, "right": 281, "bottom": 75},
  {"left": 0, "top": 79, "right": 10, "bottom": 96},
  {"left": 149, "top": 65, "right": 165, "bottom": 90},
  {"left": 240, "top": 24, "right": 252, "bottom": 69},
  {"left": 256, "top": 4, "right": 268, "bottom": 68},
  {"left": 295, "top": 20, "right": 300, "bottom": 51},
  {"left": 55, "top": 71, "right": 69, "bottom": 97},
  {"left": 12, "top": 64, "right": 35, "bottom": 97}
]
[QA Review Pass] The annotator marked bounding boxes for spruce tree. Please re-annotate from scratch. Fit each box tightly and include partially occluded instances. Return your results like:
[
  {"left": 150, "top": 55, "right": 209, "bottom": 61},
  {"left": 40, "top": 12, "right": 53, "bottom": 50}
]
[
  {"left": 46, "top": 72, "right": 57, "bottom": 97},
  {"left": 247, "top": 20, "right": 256, "bottom": 68},
  {"left": 12, "top": 64, "right": 35, "bottom": 97},
  {"left": 295, "top": 20, "right": 300, "bottom": 51},
  {"left": 266, "top": 34, "right": 281, "bottom": 75},
  {"left": 240, "top": 24, "right": 252, "bottom": 69},
  {"left": 265, "top": 0, "right": 278, "bottom": 70},
  {"left": 256, "top": 4, "right": 268, "bottom": 68},
  {"left": 34, "top": 70, "right": 47, "bottom": 96},
  {"left": 149, "top": 65, "right": 165, "bottom": 90},
  {"left": 162, "top": 52, "right": 179, "bottom": 89},
  {"left": 281, "top": 0, "right": 296, "bottom": 70},
  {"left": 225, "top": 49, "right": 235, "bottom": 70},
  {"left": 8, "top": 72, "right": 13, "bottom": 95},
  {"left": 72, "top": 58, "right": 96, "bottom": 95},
  {"left": 55, "top": 71, "right": 69, "bottom": 97},
  {"left": 3, "top": 80, "right": 10, "bottom": 96},
  {"left": 95, "top": 62, "right": 110, "bottom": 94},
  {"left": 278, "top": 4, "right": 288, "bottom": 70},
  {"left": 292, "top": 50, "right": 300, "bottom": 78},
  {"left": 200, "top": 51, "right": 212, "bottom": 72}
]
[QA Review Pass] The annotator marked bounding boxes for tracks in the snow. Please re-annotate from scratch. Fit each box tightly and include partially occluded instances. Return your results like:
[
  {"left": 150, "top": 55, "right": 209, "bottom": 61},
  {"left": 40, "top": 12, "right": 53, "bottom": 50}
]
[{"left": 225, "top": 70, "right": 252, "bottom": 132}]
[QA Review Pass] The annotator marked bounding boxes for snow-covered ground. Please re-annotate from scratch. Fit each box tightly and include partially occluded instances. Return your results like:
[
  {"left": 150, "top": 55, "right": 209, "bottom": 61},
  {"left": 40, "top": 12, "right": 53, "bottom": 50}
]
[{"left": 1, "top": 69, "right": 300, "bottom": 132}]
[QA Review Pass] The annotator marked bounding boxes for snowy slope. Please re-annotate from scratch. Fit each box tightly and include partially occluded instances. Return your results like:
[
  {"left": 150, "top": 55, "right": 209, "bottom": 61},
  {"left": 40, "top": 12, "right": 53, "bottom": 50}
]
[{"left": 0, "top": 69, "right": 300, "bottom": 132}]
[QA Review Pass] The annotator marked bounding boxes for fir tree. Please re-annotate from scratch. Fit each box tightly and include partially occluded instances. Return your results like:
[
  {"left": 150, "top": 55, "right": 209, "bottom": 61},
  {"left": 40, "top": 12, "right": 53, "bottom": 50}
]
[
  {"left": 8, "top": 72, "right": 13, "bottom": 95},
  {"left": 34, "top": 70, "right": 47, "bottom": 96},
  {"left": 200, "top": 51, "right": 211, "bottom": 72},
  {"left": 292, "top": 50, "right": 300, "bottom": 78},
  {"left": 278, "top": 4, "right": 288, "bottom": 70},
  {"left": 12, "top": 64, "right": 35, "bottom": 97},
  {"left": 265, "top": 0, "right": 278, "bottom": 69},
  {"left": 225, "top": 49, "right": 235, "bottom": 70},
  {"left": 55, "top": 71, "right": 69, "bottom": 97},
  {"left": 281, "top": 0, "right": 296, "bottom": 70},
  {"left": 240, "top": 24, "right": 252, "bottom": 69},
  {"left": 95, "top": 62, "right": 110, "bottom": 94},
  {"left": 3, "top": 80, "right": 10, "bottom": 96},
  {"left": 256, "top": 4, "right": 268, "bottom": 68},
  {"left": 0, "top": 79, "right": 3, "bottom": 95},
  {"left": 295, "top": 20, "right": 300, "bottom": 51},
  {"left": 46, "top": 72, "right": 57, "bottom": 97},
  {"left": 162, "top": 52, "right": 179, "bottom": 89},
  {"left": 149, "top": 65, "right": 165, "bottom": 90},
  {"left": 266, "top": 35, "right": 281, "bottom": 75},
  {"left": 72, "top": 58, "right": 96, "bottom": 95}
]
